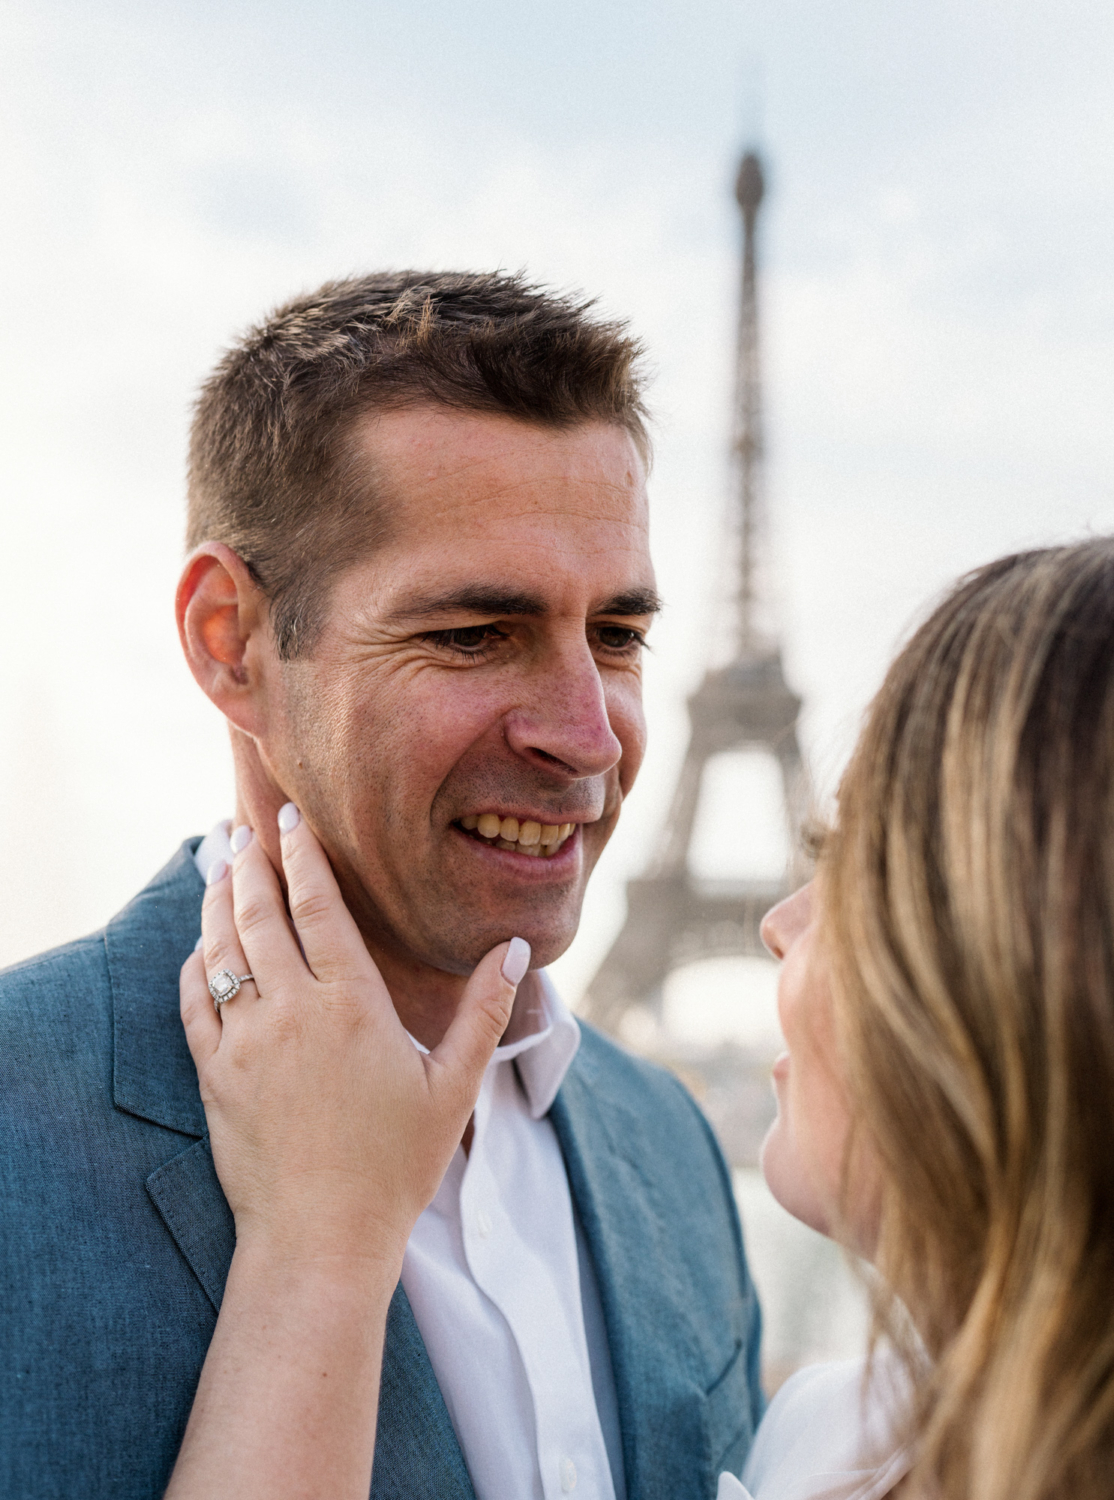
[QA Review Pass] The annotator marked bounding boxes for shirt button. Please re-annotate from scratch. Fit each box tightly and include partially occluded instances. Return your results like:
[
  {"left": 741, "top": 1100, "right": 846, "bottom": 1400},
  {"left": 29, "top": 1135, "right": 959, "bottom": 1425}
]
[
  {"left": 476, "top": 1210, "right": 493, "bottom": 1238},
  {"left": 560, "top": 1457, "right": 577, "bottom": 1492}
]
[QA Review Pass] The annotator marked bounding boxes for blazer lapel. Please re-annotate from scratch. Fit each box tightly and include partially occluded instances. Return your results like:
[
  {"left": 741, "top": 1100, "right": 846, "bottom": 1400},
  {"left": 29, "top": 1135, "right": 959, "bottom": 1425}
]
[
  {"left": 146, "top": 1137, "right": 237, "bottom": 1312},
  {"left": 142, "top": 1143, "right": 475, "bottom": 1495},
  {"left": 103, "top": 840, "right": 238, "bottom": 1308},
  {"left": 551, "top": 1043, "right": 713, "bottom": 1500},
  {"left": 373, "top": 1285, "right": 476, "bottom": 1500},
  {"left": 104, "top": 841, "right": 474, "bottom": 1498},
  {"left": 108, "top": 839, "right": 209, "bottom": 1138},
  {"left": 105, "top": 841, "right": 237, "bottom": 1309}
]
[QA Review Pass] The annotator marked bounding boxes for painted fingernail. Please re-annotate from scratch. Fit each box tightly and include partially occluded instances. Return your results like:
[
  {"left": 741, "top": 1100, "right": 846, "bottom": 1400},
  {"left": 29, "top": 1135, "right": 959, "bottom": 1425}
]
[
  {"left": 501, "top": 936, "right": 531, "bottom": 986},
  {"left": 194, "top": 934, "right": 203, "bottom": 951},
  {"left": 206, "top": 859, "right": 229, "bottom": 886},
  {"left": 278, "top": 802, "right": 301, "bottom": 833},
  {"left": 230, "top": 824, "right": 253, "bottom": 854}
]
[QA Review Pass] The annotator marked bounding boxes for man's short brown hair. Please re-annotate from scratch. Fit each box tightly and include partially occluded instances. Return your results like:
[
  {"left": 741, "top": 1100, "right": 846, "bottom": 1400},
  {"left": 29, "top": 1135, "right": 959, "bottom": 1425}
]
[{"left": 187, "top": 270, "right": 650, "bottom": 659}]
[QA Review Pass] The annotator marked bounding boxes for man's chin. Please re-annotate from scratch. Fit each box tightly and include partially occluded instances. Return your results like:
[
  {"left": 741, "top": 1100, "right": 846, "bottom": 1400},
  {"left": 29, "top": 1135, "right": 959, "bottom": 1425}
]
[
  {"left": 362, "top": 852, "right": 593, "bottom": 977},
  {"left": 421, "top": 905, "right": 583, "bottom": 977}
]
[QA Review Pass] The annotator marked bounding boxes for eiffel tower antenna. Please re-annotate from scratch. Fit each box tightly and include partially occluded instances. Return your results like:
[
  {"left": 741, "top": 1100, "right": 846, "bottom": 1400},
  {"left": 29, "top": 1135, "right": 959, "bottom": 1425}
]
[
  {"left": 734, "top": 149, "right": 765, "bottom": 657},
  {"left": 581, "top": 147, "right": 809, "bottom": 1040}
]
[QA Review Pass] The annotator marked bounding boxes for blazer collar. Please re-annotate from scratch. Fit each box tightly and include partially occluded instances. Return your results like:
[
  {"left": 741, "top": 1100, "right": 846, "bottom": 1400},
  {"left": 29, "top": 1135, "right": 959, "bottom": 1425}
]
[{"left": 107, "top": 839, "right": 207, "bottom": 1137}]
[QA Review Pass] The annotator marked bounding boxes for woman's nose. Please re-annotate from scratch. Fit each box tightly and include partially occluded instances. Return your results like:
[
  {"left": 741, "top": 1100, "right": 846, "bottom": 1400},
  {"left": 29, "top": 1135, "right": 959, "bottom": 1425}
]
[
  {"left": 760, "top": 881, "right": 814, "bottom": 961},
  {"left": 760, "top": 901, "right": 788, "bottom": 961}
]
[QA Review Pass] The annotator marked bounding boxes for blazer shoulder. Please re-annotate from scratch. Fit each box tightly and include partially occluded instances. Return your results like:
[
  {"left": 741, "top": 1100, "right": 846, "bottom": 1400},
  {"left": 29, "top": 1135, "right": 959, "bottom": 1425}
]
[
  {"left": 0, "top": 930, "right": 116, "bottom": 1150},
  {"left": 0, "top": 838, "right": 204, "bottom": 1096},
  {"left": 0, "top": 928, "right": 111, "bottom": 1021}
]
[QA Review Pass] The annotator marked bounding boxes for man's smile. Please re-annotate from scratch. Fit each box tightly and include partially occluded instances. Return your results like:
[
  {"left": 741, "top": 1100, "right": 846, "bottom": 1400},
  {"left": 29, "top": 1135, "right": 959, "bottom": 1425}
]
[{"left": 455, "top": 813, "right": 578, "bottom": 858}]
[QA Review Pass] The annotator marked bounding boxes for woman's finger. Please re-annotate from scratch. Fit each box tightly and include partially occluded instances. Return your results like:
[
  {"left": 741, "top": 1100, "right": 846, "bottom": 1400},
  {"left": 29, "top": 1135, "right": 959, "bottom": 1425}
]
[
  {"left": 199, "top": 859, "right": 256, "bottom": 1025},
  {"left": 228, "top": 828, "right": 311, "bottom": 1000},
  {"left": 180, "top": 946, "right": 222, "bottom": 1067},
  {"left": 426, "top": 937, "right": 528, "bottom": 1111},
  {"left": 275, "top": 804, "right": 378, "bottom": 989}
]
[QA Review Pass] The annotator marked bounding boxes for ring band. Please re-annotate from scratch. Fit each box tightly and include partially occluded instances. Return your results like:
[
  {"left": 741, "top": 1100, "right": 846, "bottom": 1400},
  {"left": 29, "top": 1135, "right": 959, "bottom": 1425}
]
[{"left": 208, "top": 970, "right": 255, "bottom": 1010}]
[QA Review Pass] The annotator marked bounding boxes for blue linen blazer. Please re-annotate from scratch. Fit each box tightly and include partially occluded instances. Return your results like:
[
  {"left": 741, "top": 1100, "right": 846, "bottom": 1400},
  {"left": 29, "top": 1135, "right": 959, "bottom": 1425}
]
[{"left": 0, "top": 841, "right": 763, "bottom": 1499}]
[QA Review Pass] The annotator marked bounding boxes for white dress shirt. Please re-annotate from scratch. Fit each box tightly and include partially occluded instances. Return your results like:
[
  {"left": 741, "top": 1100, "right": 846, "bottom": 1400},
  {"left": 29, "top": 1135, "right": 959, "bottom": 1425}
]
[{"left": 194, "top": 822, "right": 624, "bottom": 1500}]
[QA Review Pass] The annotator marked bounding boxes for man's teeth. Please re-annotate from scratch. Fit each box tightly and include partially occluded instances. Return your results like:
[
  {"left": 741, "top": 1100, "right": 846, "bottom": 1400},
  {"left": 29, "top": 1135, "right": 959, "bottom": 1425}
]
[{"left": 459, "top": 814, "right": 576, "bottom": 856}]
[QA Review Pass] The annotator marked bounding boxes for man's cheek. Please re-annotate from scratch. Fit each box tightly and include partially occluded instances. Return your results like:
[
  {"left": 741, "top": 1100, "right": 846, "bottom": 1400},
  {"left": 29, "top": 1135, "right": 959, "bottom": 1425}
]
[
  {"left": 582, "top": 809, "right": 621, "bottom": 875},
  {"left": 411, "top": 692, "right": 493, "bottom": 764},
  {"left": 614, "top": 703, "right": 648, "bottom": 795}
]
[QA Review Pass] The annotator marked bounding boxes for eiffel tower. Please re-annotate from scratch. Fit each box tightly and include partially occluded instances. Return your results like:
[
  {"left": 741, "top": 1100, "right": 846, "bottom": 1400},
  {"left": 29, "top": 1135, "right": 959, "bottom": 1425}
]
[{"left": 582, "top": 149, "right": 808, "bottom": 1040}]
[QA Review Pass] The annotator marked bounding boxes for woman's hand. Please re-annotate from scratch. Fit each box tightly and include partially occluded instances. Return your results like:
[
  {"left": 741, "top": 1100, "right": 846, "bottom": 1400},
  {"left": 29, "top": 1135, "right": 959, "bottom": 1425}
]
[
  {"left": 180, "top": 802, "right": 526, "bottom": 1270},
  {"left": 167, "top": 803, "right": 529, "bottom": 1500}
]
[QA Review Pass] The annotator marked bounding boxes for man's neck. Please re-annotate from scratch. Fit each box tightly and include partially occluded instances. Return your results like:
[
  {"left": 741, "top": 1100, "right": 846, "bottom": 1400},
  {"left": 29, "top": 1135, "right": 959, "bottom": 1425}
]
[{"left": 366, "top": 946, "right": 472, "bottom": 1052}]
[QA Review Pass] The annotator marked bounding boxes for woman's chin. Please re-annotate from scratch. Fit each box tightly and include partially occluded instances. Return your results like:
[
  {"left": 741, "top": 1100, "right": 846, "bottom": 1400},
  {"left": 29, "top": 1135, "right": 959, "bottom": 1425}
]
[{"left": 759, "top": 1115, "right": 833, "bottom": 1238}]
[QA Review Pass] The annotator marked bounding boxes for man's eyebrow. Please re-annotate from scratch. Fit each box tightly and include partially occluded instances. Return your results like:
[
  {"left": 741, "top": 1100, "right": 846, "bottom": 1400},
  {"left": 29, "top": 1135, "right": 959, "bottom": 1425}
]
[
  {"left": 388, "top": 584, "right": 663, "bottom": 622},
  {"left": 388, "top": 587, "right": 548, "bottom": 621},
  {"left": 596, "top": 588, "right": 662, "bottom": 617}
]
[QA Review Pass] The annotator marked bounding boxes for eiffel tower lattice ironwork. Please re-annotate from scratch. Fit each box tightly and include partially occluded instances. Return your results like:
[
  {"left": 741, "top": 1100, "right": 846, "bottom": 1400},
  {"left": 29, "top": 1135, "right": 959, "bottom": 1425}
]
[{"left": 582, "top": 150, "right": 809, "bottom": 1036}]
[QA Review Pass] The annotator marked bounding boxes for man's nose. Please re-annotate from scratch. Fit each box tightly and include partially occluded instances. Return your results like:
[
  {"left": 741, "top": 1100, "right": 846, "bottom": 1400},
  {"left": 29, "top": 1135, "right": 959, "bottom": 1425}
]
[{"left": 504, "top": 641, "right": 624, "bottom": 779}]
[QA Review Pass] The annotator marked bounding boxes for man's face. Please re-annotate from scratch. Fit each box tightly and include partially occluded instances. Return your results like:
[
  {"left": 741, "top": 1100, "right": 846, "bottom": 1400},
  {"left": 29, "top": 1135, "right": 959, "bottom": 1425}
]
[{"left": 260, "top": 406, "right": 657, "bottom": 978}]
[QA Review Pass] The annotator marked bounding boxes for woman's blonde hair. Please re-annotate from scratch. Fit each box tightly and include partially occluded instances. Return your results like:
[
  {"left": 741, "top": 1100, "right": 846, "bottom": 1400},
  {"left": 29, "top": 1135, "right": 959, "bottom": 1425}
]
[{"left": 825, "top": 538, "right": 1114, "bottom": 1500}]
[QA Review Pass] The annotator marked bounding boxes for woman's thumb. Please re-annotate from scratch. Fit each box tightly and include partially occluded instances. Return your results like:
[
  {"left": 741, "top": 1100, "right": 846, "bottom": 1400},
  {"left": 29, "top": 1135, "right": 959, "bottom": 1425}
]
[{"left": 428, "top": 937, "right": 530, "bottom": 1099}]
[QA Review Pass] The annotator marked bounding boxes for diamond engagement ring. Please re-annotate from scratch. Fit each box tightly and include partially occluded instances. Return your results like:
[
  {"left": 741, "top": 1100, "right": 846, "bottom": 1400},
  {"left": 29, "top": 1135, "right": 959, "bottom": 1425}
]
[{"left": 208, "top": 970, "right": 255, "bottom": 1010}]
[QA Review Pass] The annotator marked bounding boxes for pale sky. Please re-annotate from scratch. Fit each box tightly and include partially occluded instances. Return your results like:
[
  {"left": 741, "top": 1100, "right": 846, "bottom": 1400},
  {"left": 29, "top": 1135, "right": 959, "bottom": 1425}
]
[{"left": 2, "top": 0, "right": 1113, "bottom": 1009}]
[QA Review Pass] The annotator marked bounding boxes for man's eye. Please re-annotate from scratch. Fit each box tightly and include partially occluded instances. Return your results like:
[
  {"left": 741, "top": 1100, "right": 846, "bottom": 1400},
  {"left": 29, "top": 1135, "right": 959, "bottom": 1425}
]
[
  {"left": 596, "top": 625, "right": 645, "bottom": 652},
  {"left": 425, "top": 625, "right": 507, "bottom": 655}
]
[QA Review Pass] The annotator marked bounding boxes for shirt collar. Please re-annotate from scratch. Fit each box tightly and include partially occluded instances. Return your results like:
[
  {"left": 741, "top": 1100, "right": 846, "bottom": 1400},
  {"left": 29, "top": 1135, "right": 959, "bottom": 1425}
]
[
  {"left": 493, "top": 970, "right": 580, "bottom": 1119},
  {"left": 193, "top": 820, "right": 579, "bottom": 1121},
  {"left": 194, "top": 820, "right": 233, "bottom": 882}
]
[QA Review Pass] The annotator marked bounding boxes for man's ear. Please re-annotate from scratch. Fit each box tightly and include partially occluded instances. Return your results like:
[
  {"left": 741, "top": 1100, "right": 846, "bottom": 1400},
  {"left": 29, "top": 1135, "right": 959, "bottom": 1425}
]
[{"left": 176, "top": 543, "right": 273, "bottom": 737}]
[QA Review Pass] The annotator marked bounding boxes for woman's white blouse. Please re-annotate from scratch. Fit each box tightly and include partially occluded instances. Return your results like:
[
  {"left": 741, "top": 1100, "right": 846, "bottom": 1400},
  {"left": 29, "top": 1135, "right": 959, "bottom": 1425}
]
[{"left": 718, "top": 1355, "right": 912, "bottom": 1500}]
